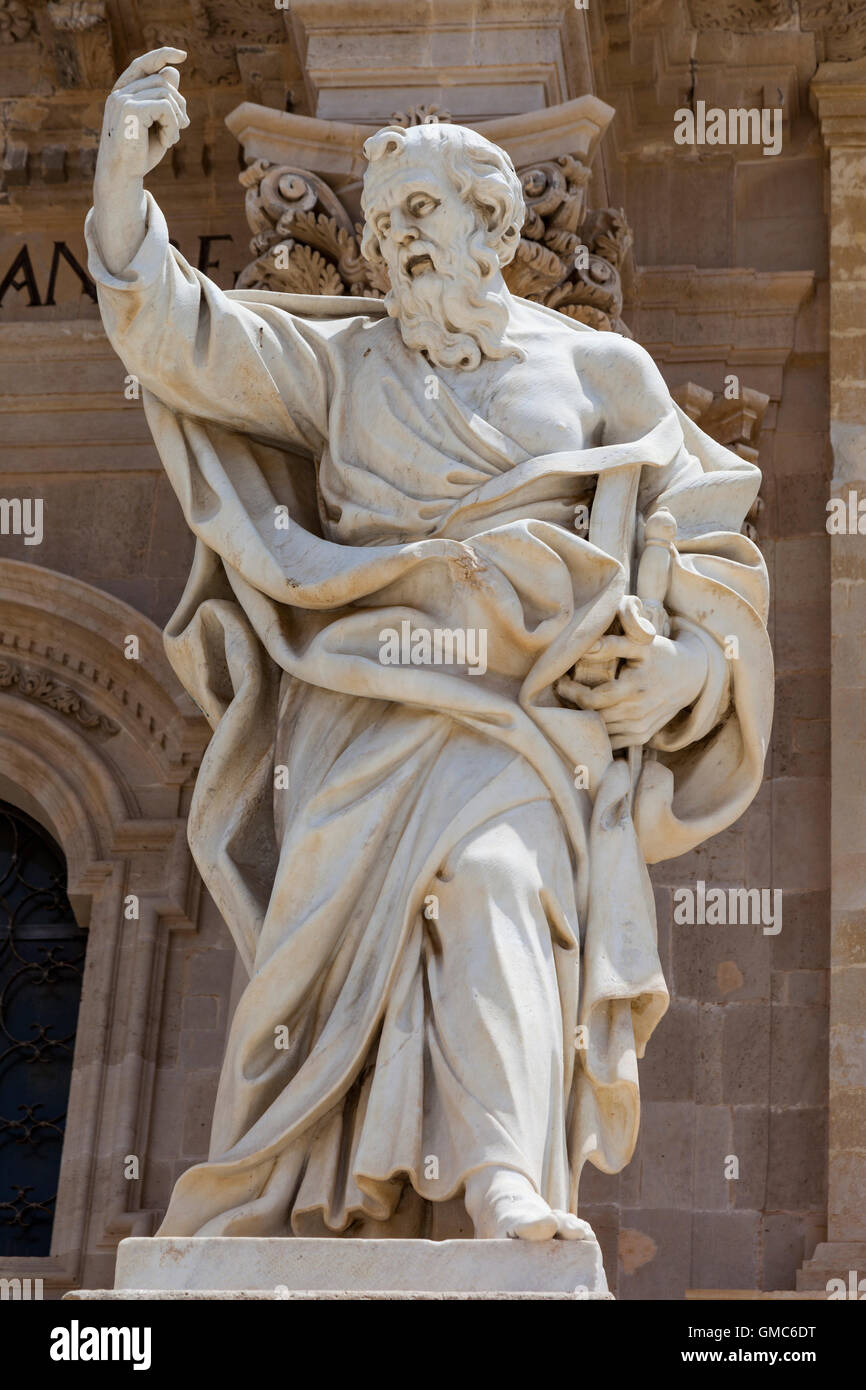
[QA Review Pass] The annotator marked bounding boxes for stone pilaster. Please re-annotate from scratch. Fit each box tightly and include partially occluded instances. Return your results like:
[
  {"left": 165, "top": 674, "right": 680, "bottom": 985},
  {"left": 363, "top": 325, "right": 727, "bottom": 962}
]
[{"left": 799, "top": 57, "right": 866, "bottom": 1293}]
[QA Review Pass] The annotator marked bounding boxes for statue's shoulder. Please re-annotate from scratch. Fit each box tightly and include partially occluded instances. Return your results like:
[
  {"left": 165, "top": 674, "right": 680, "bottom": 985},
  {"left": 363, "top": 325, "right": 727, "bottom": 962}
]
[
  {"left": 515, "top": 296, "right": 633, "bottom": 353},
  {"left": 515, "top": 296, "right": 661, "bottom": 387},
  {"left": 225, "top": 287, "right": 387, "bottom": 336},
  {"left": 577, "top": 327, "right": 662, "bottom": 389}
]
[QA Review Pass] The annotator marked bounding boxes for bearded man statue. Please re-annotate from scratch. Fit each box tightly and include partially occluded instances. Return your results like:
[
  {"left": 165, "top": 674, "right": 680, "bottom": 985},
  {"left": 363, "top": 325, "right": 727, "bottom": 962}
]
[{"left": 87, "top": 49, "right": 773, "bottom": 1246}]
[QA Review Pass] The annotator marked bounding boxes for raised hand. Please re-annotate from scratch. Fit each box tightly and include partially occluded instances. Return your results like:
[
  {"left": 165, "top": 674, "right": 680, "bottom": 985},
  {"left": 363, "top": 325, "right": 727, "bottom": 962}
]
[
  {"left": 97, "top": 47, "right": 189, "bottom": 181},
  {"left": 93, "top": 48, "right": 189, "bottom": 278}
]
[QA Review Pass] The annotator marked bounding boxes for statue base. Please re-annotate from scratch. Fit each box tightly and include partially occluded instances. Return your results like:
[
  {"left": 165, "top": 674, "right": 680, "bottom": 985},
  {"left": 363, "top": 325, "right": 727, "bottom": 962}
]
[{"left": 64, "top": 1236, "right": 613, "bottom": 1300}]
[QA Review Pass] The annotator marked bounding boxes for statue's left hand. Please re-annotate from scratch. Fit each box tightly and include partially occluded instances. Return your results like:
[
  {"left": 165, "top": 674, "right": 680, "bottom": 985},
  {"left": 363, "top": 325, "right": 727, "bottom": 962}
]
[{"left": 556, "top": 628, "right": 708, "bottom": 750}]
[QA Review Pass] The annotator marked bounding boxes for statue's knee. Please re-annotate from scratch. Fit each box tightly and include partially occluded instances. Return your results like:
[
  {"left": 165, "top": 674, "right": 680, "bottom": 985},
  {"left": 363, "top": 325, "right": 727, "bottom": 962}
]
[{"left": 432, "top": 822, "right": 542, "bottom": 918}]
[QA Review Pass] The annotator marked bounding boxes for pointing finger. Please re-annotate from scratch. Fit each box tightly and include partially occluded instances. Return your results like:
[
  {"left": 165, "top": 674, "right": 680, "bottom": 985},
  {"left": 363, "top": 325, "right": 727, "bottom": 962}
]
[{"left": 113, "top": 47, "right": 187, "bottom": 92}]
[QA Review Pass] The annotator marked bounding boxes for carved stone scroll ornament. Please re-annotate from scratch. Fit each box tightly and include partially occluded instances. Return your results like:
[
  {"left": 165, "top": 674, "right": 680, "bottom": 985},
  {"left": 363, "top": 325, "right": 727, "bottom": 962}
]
[
  {"left": 511, "top": 163, "right": 632, "bottom": 335},
  {"left": 236, "top": 149, "right": 633, "bottom": 333},
  {"left": 0, "top": 657, "right": 120, "bottom": 737},
  {"left": 236, "top": 162, "right": 387, "bottom": 297}
]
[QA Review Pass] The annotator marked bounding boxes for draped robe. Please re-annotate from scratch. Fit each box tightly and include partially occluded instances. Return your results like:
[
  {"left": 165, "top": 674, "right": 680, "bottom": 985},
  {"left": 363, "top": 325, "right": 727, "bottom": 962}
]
[{"left": 85, "top": 194, "right": 773, "bottom": 1238}]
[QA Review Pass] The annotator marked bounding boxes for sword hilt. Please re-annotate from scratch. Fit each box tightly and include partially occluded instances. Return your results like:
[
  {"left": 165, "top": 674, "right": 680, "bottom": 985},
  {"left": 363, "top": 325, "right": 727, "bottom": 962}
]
[{"left": 627, "top": 508, "right": 677, "bottom": 799}]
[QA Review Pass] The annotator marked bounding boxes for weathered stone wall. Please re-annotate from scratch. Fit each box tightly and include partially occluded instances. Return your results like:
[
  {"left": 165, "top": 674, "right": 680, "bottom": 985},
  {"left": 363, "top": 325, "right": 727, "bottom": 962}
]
[{"left": 577, "top": 3, "right": 833, "bottom": 1298}]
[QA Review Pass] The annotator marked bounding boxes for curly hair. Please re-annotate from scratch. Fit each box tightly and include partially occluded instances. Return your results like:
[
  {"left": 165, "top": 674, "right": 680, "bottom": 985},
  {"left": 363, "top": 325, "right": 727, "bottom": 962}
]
[{"left": 360, "top": 123, "right": 525, "bottom": 272}]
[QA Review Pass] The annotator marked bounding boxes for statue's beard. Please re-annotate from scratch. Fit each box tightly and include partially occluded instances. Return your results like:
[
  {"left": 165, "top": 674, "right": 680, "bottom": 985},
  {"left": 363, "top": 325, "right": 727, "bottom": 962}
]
[{"left": 385, "top": 231, "right": 516, "bottom": 372}]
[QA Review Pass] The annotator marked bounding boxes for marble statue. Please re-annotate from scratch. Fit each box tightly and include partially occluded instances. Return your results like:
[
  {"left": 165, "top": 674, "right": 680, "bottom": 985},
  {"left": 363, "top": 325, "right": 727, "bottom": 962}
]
[{"left": 87, "top": 48, "right": 773, "bottom": 1244}]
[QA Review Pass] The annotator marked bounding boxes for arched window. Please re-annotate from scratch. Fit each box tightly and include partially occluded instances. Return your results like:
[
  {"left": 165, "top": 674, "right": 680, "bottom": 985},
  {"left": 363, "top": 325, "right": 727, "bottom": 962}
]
[{"left": 0, "top": 802, "right": 87, "bottom": 1257}]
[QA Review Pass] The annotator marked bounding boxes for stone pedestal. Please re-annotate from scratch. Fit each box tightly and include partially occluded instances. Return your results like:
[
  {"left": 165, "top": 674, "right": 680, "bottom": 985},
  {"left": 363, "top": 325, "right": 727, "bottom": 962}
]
[
  {"left": 64, "top": 1236, "right": 612, "bottom": 1301},
  {"left": 797, "top": 1243, "right": 866, "bottom": 1294}
]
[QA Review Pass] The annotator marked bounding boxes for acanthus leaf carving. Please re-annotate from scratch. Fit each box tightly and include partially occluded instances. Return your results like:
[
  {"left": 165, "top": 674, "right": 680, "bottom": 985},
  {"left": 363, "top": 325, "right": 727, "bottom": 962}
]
[
  {"left": 509, "top": 189, "right": 633, "bottom": 335},
  {"left": 0, "top": 657, "right": 120, "bottom": 737},
  {"left": 236, "top": 161, "right": 385, "bottom": 298}
]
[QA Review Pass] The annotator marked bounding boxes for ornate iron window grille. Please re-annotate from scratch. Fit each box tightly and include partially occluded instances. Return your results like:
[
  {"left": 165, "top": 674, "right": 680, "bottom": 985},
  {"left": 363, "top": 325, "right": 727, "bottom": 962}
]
[{"left": 0, "top": 802, "right": 88, "bottom": 1257}]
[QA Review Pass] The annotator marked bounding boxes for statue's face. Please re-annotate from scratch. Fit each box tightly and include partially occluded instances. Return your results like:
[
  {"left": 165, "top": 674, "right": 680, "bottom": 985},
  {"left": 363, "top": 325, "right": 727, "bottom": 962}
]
[
  {"left": 362, "top": 149, "right": 514, "bottom": 372},
  {"left": 366, "top": 163, "right": 477, "bottom": 290}
]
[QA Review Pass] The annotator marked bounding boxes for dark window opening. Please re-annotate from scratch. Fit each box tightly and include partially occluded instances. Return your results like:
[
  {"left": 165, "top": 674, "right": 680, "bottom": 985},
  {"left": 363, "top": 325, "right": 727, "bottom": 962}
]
[{"left": 0, "top": 802, "right": 87, "bottom": 1257}]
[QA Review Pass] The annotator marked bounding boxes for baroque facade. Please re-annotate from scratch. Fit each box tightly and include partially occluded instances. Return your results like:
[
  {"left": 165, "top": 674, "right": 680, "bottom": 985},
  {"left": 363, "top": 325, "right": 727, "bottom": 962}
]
[{"left": 0, "top": 0, "right": 862, "bottom": 1298}]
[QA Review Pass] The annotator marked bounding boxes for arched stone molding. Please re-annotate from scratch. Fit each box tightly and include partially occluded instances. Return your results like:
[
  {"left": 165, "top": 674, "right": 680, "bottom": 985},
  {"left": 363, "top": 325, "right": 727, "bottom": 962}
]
[{"left": 0, "top": 559, "right": 209, "bottom": 1294}]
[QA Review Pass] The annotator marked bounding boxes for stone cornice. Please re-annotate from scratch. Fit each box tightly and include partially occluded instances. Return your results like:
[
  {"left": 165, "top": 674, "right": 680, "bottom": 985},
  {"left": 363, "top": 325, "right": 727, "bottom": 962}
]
[
  {"left": 629, "top": 265, "right": 815, "bottom": 371},
  {"left": 288, "top": 0, "right": 573, "bottom": 23},
  {"left": 811, "top": 57, "right": 866, "bottom": 149},
  {"left": 225, "top": 95, "right": 616, "bottom": 180},
  {"left": 225, "top": 107, "right": 373, "bottom": 180},
  {"left": 632, "top": 266, "right": 815, "bottom": 314}
]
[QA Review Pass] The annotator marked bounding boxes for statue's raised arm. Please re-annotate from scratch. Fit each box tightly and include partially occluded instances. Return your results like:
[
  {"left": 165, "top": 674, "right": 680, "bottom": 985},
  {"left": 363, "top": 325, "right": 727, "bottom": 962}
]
[{"left": 88, "top": 47, "right": 335, "bottom": 453}]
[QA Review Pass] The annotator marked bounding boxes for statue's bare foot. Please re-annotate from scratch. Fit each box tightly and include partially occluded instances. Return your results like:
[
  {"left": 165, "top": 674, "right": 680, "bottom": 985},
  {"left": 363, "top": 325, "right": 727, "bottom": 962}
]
[
  {"left": 550, "top": 1209, "right": 595, "bottom": 1240},
  {"left": 464, "top": 1168, "right": 593, "bottom": 1241}
]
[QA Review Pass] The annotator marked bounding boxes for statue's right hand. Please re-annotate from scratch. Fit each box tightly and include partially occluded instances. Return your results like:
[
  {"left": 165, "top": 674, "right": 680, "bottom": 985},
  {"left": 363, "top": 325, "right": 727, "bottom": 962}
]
[{"left": 98, "top": 47, "right": 189, "bottom": 181}]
